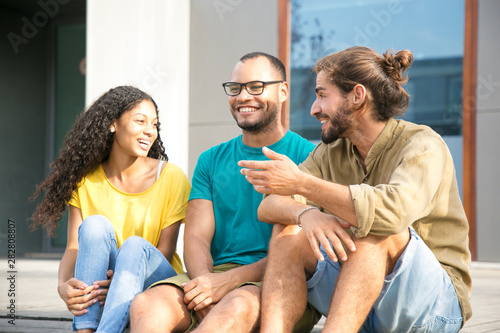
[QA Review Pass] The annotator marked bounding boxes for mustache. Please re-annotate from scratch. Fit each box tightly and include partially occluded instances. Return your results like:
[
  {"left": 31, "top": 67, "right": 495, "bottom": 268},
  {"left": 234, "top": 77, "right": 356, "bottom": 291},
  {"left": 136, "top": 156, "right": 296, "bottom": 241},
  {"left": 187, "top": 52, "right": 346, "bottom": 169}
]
[{"left": 315, "top": 112, "right": 331, "bottom": 122}]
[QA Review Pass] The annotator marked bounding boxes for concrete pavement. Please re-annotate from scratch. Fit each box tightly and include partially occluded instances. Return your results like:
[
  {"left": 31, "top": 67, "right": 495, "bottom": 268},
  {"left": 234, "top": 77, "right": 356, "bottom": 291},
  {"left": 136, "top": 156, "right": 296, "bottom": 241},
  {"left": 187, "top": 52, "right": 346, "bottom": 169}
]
[{"left": 0, "top": 259, "right": 499, "bottom": 332}]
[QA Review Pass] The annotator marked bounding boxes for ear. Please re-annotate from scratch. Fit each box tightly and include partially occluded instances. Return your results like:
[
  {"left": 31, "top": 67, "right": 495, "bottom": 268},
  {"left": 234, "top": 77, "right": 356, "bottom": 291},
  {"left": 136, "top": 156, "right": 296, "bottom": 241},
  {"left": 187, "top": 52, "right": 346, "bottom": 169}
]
[
  {"left": 352, "top": 84, "right": 366, "bottom": 105},
  {"left": 109, "top": 123, "right": 116, "bottom": 133},
  {"left": 279, "top": 81, "right": 289, "bottom": 103}
]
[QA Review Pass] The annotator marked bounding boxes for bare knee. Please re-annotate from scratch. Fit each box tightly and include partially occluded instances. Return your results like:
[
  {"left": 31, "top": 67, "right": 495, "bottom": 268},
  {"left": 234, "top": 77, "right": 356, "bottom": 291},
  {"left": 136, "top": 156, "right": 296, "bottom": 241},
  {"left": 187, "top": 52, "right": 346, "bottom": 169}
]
[
  {"left": 269, "top": 224, "right": 317, "bottom": 274},
  {"left": 130, "top": 287, "right": 165, "bottom": 319},
  {"left": 130, "top": 285, "right": 190, "bottom": 333},
  {"left": 351, "top": 229, "right": 410, "bottom": 273},
  {"left": 270, "top": 224, "right": 309, "bottom": 255},
  {"left": 354, "top": 229, "right": 409, "bottom": 255},
  {"left": 224, "top": 286, "right": 261, "bottom": 322},
  {"left": 130, "top": 290, "right": 150, "bottom": 315}
]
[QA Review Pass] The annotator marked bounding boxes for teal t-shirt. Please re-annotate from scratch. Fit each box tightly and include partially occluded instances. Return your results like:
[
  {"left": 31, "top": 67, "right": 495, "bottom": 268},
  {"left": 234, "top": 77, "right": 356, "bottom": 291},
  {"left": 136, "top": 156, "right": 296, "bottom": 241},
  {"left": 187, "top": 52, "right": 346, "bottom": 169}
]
[{"left": 189, "top": 131, "right": 315, "bottom": 266}]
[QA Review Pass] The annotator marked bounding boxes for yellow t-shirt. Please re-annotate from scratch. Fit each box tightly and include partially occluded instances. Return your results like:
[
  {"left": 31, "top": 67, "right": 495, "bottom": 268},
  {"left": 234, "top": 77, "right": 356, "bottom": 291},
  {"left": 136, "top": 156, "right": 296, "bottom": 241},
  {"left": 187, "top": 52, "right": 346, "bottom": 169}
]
[{"left": 69, "top": 162, "right": 190, "bottom": 274}]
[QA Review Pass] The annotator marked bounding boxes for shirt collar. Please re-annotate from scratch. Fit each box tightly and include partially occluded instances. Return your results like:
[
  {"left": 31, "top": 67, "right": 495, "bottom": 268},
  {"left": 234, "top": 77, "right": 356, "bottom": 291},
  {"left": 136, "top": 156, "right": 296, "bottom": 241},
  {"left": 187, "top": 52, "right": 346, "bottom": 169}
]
[{"left": 353, "top": 118, "right": 399, "bottom": 173}]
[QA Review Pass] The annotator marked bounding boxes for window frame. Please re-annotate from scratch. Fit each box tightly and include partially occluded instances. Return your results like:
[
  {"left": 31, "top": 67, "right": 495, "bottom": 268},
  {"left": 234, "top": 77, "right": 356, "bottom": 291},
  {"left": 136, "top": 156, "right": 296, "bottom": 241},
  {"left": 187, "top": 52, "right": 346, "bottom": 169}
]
[{"left": 277, "top": 0, "right": 477, "bottom": 259}]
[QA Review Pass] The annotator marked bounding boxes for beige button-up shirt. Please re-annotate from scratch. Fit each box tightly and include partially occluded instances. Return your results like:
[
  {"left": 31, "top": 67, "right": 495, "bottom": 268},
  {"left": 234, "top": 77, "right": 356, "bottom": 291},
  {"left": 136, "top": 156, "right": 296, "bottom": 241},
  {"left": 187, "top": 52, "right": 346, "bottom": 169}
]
[{"left": 299, "top": 118, "right": 472, "bottom": 322}]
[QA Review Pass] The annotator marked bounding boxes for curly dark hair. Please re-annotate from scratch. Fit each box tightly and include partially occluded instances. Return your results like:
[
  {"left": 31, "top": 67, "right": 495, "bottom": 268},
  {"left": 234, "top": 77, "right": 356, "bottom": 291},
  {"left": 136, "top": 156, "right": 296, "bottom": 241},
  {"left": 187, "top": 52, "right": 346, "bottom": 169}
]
[{"left": 30, "top": 85, "right": 168, "bottom": 236}]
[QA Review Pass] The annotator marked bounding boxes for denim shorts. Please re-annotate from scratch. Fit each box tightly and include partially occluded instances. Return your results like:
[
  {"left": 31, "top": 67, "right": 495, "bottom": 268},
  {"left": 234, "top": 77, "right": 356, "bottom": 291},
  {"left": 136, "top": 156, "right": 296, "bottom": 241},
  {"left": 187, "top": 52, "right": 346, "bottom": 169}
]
[{"left": 306, "top": 227, "right": 463, "bottom": 333}]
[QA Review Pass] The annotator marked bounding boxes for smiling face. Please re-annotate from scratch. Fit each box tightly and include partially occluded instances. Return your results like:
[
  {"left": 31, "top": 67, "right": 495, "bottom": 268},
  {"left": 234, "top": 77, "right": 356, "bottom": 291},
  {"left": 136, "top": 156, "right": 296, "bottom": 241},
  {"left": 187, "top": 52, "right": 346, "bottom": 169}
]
[
  {"left": 311, "top": 71, "right": 355, "bottom": 144},
  {"left": 228, "top": 57, "right": 286, "bottom": 133},
  {"left": 110, "top": 100, "right": 158, "bottom": 158}
]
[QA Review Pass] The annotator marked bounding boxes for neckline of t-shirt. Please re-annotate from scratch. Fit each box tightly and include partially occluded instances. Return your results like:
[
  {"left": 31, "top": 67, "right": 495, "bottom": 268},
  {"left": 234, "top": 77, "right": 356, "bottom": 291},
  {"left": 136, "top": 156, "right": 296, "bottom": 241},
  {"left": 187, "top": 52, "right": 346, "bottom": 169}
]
[
  {"left": 99, "top": 161, "right": 168, "bottom": 196},
  {"left": 238, "top": 130, "right": 291, "bottom": 154}
]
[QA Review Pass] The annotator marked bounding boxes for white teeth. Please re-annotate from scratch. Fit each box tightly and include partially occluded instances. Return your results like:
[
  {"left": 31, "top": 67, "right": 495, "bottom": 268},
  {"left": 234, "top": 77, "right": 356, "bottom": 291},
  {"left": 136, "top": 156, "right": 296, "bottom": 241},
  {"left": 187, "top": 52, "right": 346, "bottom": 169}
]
[
  {"left": 321, "top": 120, "right": 327, "bottom": 124},
  {"left": 239, "top": 107, "right": 257, "bottom": 113}
]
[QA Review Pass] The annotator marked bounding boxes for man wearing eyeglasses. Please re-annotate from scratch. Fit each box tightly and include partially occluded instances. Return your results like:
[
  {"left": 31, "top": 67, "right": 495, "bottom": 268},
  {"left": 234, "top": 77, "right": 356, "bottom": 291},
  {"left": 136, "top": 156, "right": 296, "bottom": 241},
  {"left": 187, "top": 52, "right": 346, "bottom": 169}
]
[{"left": 130, "top": 52, "right": 318, "bottom": 332}]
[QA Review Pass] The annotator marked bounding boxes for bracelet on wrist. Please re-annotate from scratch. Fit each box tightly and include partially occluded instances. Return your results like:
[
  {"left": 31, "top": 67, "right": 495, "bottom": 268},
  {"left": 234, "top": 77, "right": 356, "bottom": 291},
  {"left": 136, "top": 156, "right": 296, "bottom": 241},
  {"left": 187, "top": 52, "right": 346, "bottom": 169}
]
[{"left": 296, "top": 206, "right": 320, "bottom": 227}]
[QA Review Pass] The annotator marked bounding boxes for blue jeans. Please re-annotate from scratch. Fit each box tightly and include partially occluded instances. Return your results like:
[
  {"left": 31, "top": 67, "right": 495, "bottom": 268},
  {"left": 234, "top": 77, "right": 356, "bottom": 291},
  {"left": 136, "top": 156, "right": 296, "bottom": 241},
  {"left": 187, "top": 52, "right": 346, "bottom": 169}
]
[
  {"left": 306, "top": 227, "right": 463, "bottom": 333},
  {"left": 72, "top": 215, "right": 177, "bottom": 332}
]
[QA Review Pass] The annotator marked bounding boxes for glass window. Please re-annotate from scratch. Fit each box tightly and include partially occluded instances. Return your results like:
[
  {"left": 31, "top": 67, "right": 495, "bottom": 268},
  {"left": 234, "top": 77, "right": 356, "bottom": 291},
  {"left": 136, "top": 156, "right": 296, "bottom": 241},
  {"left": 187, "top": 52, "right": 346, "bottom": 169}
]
[{"left": 289, "top": 0, "right": 465, "bottom": 194}]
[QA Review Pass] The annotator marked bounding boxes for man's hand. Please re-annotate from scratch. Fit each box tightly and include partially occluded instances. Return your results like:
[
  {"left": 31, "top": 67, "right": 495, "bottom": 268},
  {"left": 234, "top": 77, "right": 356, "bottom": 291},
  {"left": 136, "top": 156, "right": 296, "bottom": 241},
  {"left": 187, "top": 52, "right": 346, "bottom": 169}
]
[
  {"left": 182, "top": 272, "right": 233, "bottom": 311},
  {"left": 238, "top": 147, "right": 303, "bottom": 196},
  {"left": 300, "top": 208, "right": 356, "bottom": 262}
]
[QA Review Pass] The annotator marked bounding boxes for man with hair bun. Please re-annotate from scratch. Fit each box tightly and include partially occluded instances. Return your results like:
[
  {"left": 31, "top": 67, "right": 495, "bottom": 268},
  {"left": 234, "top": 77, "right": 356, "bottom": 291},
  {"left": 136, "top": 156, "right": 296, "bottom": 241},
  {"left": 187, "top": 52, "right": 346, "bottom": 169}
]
[{"left": 239, "top": 46, "right": 471, "bottom": 332}]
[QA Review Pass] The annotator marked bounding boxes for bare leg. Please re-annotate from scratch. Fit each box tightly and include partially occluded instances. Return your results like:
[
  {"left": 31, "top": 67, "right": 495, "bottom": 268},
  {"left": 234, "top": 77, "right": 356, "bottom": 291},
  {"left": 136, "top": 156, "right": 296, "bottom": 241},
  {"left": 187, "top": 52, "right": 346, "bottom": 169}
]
[
  {"left": 260, "top": 224, "right": 318, "bottom": 333},
  {"left": 130, "top": 284, "right": 191, "bottom": 333},
  {"left": 323, "top": 230, "right": 410, "bottom": 332},
  {"left": 193, "top": 284, "right": 261, "bottom": 333}
]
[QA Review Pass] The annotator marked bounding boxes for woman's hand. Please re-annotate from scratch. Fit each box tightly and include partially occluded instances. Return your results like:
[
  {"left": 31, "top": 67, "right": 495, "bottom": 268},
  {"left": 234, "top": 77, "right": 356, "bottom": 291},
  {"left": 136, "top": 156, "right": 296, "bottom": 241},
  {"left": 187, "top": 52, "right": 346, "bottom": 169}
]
[
  {"left": 58, "top": 277, "right": 101, "bottom": 316},
  {"left": 93, "top": 270, "right": 114, "bottom": 305}
]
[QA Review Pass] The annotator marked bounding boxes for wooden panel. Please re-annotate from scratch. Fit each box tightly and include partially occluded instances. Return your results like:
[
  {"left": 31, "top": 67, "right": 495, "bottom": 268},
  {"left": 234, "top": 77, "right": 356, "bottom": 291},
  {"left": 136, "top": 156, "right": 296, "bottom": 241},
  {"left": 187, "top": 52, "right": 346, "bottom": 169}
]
[
  {"left": 278, "top": 0, "right": 290, "bottom": 129},
  {"left": 463, "top": 0, "right": 478, "bottom": 260}
]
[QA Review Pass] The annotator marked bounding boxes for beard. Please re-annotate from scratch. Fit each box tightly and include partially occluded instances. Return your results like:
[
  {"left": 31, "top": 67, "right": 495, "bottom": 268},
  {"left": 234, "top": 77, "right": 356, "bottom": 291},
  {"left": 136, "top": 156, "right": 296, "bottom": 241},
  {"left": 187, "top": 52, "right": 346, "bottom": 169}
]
[
  {"left": 320, "top": 99, "right": 353, "bottom": 144},
  {"left": 232, "top": 100, "right": 279, "bottom": 133}
]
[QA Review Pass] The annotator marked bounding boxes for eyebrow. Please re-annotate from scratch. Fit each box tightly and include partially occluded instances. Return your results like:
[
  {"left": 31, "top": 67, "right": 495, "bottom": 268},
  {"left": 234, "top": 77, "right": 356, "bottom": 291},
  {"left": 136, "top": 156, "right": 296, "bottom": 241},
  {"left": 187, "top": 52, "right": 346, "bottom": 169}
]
[
  {"left": 133, "top": 112, "right": 158, "bottom": 120},
  {"left": 315, "top": 87, "right": 326, "bottom": 94}
]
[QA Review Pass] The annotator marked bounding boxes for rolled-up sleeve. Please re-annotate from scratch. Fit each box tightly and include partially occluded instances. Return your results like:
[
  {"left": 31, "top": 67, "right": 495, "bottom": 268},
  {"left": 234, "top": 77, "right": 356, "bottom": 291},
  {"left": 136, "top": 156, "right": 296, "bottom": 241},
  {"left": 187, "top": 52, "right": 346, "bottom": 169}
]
[{"left": 350, "top": 136, "right": 448, "bottom": 237}]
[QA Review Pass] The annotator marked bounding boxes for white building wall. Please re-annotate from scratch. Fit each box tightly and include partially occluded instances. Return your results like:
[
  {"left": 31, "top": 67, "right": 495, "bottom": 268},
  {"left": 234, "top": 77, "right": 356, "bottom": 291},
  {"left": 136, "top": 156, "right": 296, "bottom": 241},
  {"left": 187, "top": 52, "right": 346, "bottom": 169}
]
[
  {"left": 476, "top": 0, "right": 500, "bottom": 262},
  {"left": 183, "top": 0, "right": 278, "bottom": 265},
  {"left": 86, "top": 0, "right": 278, "bottom": 265},
  {"left": 188, "top": 0, "right": 279, "bottom": 177},
  {"left": 86, "top": 0, "right": 190, "bottom": 173}
]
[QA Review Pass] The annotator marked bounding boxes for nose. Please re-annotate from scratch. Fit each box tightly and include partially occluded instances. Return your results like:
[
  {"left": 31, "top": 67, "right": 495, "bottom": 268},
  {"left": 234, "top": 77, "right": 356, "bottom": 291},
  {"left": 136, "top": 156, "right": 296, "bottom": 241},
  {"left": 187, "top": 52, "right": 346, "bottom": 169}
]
[
  {"left": 237, "top": 87, "right": 253, "bottom": 101},
  {"left": 310, "top": 99, "right": 320, "bottom": 117},
  {"left": 144, "top": 123, "right": 156, "bottom": 136}
]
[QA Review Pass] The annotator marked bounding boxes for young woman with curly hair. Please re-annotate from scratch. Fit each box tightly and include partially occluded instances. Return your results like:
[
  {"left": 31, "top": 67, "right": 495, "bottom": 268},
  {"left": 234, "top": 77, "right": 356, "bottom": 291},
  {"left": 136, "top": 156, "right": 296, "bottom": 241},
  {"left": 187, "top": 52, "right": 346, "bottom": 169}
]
[{"left": 31, "top": 85, "right": 190, "bottom": 332}]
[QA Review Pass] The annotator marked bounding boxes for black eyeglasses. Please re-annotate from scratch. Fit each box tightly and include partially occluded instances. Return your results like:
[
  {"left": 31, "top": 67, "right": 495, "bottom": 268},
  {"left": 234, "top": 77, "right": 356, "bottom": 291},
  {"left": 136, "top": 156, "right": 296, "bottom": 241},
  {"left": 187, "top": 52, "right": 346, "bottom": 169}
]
[{"left": 222, "top": 80, "right": 283, "bottom": 96}]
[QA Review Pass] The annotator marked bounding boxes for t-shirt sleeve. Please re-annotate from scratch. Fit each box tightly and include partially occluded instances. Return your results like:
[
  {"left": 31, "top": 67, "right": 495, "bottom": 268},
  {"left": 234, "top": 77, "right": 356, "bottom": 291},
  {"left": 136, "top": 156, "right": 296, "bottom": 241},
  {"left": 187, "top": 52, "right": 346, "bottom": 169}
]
[
  {"left": 298, "top": 144, "right": 323, "bottom": 179},
  {"left": 161, "top": 166, "right": 191, "bottom": 230},
  {"left": 298, "top": 139, "right": 316, "bottom": 164},
  {"left": 188, "top": 149, "right": 213, "bottom": 202},
  {"left": 68, "top": 187, "right": 81, "bottom": 208}
]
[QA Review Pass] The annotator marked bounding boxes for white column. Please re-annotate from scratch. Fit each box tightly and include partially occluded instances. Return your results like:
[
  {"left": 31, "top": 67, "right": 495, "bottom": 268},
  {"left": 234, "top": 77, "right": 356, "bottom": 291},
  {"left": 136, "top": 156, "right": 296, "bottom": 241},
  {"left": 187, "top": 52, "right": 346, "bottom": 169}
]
[{"left": 86, "top": 0, "right": 190, "bottom": 173}]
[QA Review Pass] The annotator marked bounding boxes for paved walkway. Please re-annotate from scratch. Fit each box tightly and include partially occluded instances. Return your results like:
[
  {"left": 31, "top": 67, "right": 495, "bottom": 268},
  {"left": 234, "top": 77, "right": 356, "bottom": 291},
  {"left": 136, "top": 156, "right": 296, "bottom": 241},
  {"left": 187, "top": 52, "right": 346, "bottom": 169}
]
[{"left": 0, "top": 259, "right": 499, "bottom": 332}]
